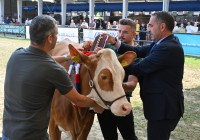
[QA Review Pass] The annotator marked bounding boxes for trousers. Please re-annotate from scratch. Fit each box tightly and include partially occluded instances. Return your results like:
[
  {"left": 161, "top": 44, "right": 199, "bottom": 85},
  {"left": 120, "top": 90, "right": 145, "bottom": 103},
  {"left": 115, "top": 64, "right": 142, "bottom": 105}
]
[
  {"left": 147, "top": 118, "right": 181, "bottom": 140},
  {"left": 97, "top": 109, "right": 138, "bottom": 140}
]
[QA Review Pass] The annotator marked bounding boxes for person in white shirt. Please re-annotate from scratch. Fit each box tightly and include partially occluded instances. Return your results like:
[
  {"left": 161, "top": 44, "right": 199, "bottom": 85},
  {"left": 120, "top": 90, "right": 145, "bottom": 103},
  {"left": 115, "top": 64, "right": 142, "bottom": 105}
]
[
  {"left": 80, "top": 20, "right": 88, "bottom": 29},
  {"left": 173, "top": 21, "right": 179, "bottom": 32},
  {"left": 186, "top": 21, "right": 192, "bottom": 33},
  {"left": 70, "top": 19, "right": 76, "bottom": 27},
  {"left": 191, "top": 22, "right": 199, "bottom": 33}
]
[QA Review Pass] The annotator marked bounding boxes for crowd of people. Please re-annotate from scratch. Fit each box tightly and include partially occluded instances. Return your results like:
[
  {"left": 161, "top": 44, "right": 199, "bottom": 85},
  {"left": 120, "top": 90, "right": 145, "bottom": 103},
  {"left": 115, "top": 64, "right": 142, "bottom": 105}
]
[
  {"left": 173, "top": 20, "right": 200, "bottom": 33},
  {"left": 0, "top": 16, "right": 21, "bottom": 25},
  {"left": 1, "top": 15, "right": 199, "bottom": 43}
]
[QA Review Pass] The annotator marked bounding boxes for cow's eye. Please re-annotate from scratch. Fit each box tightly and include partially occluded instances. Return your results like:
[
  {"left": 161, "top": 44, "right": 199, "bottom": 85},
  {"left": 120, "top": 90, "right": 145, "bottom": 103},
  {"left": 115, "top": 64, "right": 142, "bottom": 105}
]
[
  {"left": 98, "top": 68, "right": 113, "bottom": 91},
  {"left": 101, "top": 75, "right": 107, "bottom": 80}
]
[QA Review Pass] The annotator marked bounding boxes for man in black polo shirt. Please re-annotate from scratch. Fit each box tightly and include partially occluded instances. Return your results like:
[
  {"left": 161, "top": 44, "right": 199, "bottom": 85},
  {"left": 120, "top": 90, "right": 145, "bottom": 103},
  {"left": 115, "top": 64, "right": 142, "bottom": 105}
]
[{"left": 2, "top": 15, "right": 103, "bottom": 140}]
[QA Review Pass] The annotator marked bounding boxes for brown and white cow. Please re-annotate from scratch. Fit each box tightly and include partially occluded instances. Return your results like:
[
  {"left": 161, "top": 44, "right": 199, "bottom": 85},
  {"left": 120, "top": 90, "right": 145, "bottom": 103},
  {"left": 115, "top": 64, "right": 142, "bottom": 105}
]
[{"left": 49, "top": 38, "right": 137, "bottom": 140}]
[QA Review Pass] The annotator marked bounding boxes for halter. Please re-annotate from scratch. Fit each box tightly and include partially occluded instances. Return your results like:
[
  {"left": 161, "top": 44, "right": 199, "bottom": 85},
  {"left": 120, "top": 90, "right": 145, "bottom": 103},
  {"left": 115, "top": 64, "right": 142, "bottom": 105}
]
[
  {"left": 85, "top": 34, "right": 126, "bottom": 108},
  {"left": 87, "top": 68, "right": 126, "bottom": 109}
]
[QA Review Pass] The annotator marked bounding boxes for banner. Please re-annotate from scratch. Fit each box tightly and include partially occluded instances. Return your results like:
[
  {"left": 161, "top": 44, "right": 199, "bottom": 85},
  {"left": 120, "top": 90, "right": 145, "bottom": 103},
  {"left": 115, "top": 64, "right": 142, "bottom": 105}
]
[
  {"left": 0, "top": 25, "right": 25, "bottom": 34},
  {"left": 174, "top": 33, "right": 200, "bottom": 56},
  {"left": 83, "top": 29, "right": 118, "bottom": 41},
  {"left": 25, "top": 26, "right": 79, "bottom": 43}
]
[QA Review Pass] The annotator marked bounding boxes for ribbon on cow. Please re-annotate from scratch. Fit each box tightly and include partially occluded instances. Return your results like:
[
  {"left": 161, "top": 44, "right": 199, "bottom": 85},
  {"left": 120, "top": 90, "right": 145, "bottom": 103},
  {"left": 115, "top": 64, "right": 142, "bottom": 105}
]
[
  {"left": 68, "top": 51, "right": 94, "bottom": 93},
  {"left": 68, "top": 51, "right": 94, "bottom": 108},
  {"left": 74, "top": 63, "right": 80, "bottom": 92}
]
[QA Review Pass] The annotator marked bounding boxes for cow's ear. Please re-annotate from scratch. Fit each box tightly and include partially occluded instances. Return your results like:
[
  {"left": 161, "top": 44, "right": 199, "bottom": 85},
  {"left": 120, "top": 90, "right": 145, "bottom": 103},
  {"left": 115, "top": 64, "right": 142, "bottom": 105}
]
[
  {"left": 68, "top": 44, "right": 90, "bottom": 64},
  {"left": 118, "top": 51, "right": 137, "bottom": 67}
]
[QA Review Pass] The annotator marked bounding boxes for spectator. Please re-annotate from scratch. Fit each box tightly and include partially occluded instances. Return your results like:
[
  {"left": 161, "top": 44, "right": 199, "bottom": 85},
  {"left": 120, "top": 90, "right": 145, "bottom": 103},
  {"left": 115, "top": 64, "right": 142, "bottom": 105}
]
[
  {"left": 80, "top": 20, "right": 88, "bottom": 29},
  {"left": 186, "top": 21, "right": 192, "bottom": 33},
  {"left": 111, "top": 21, "right": 118, "bottom": 30},
  {"left": 15, "top": 19, "right": 20, "bottom": 25},
  {"left": 25, "top": 18, "right": 29, "bottom": 25},
  {"left": 139, "top": 22, "right": 147, "bottom": 46},
  {"left": 28, "top": 18, "right": 32, "bottom": 25},
  {"left": 107, "top": 21, "right": 112, "bottom": 29},
  {"left": 135, "top": 19, "right": 140, "bottom": 41},
  {"left": 191, "top": 22, "right": 199, "bottom": 33},
  {"left": 69, "top": 19, "right": 76, "bottom": 27},
  {"left": 106, "top": 11, "right": 184, "bottom": 140},
  {"left": 4, "top": 17, "right": 11, "bottom": 24},
  {"left": 101, "top": 20, "right": 107, "bottom": 29},
  {"left": 173, "top": 21, "right": 179, "bottom": 32},
  {"left": 76, "top": 19, "right": 82, "bottom": 27},
  {"left": 179, "top": 23, "right": 186, "bottom": 33},
  {"left": 88, "top": 19, "right": 96, "bottom": 29},
  {"left": 2, "top": 15, "right": 103, "bottom": 140}
]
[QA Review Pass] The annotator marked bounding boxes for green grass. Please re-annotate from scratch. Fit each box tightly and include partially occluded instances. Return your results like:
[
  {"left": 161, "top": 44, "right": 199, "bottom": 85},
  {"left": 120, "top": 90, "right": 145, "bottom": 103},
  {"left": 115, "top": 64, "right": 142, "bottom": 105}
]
[
  {"left": 0, "top": 37, "right": 30, "bottom": 69},
  {"left": 0, "top": 37, "right": 200, "bottom": 140},
  {"left": 184, "top": 55, "right": 200, "bottom": 69}
]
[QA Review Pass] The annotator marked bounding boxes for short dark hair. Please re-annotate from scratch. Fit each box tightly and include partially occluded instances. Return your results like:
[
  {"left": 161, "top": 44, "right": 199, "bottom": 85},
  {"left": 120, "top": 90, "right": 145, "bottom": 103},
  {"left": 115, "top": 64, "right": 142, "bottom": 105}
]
[
  {"left": 151, "top": 11, "right": 174, "bottom": 32},
  {"left": 29, "top": 15, "right": 57, "bottom": 45},
  {"left": 119, "top": 18, "right": 136, "bottom": 32}
]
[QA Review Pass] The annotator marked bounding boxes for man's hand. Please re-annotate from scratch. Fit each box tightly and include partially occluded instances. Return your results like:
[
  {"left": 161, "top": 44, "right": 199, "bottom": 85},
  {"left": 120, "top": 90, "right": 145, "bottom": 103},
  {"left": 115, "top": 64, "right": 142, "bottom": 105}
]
[
  {"left": 93, "top": 102, "right": 104, "bottom": 113},
  {"left": 94, "top": 47, "right": 103, "bottom": 53},
  {"left": 122, "top": 75, "right": 138, "bottom": 92},
  {"left": 101, "top": 33, "right": 117, "bottom": 45}
]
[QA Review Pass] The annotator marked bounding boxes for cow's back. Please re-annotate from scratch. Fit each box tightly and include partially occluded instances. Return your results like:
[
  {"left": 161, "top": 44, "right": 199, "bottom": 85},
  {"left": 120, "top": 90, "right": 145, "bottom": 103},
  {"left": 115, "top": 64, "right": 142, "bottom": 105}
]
[{"left": 49, "top": 39, "right": 95, "bottom": 140}]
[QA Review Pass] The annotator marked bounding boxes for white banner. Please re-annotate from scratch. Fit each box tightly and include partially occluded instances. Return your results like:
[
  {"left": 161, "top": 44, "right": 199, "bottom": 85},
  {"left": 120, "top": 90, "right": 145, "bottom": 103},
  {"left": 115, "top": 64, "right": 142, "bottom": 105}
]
[
  {"left": 57, "top": 27, "right": 79, "bottom": 42},
  {"left": 83, "top": 29, "right": 118, "bottom": 41},
  {"left": 25, "top": 26, "right": 79, "bottom": 43}
]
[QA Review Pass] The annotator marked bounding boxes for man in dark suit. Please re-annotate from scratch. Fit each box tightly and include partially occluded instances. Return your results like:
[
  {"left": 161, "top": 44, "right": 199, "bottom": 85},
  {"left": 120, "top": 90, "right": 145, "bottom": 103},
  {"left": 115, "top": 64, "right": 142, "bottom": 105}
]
[{"left": 105, "top": 11, "right": 184, "bottom": 140}]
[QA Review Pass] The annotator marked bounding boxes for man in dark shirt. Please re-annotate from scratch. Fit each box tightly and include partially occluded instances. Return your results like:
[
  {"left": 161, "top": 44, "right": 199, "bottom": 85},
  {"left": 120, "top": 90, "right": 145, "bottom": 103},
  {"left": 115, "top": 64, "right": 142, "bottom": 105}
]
[{"left": 2, "top": 15, "right": 103, "bottom": 140}]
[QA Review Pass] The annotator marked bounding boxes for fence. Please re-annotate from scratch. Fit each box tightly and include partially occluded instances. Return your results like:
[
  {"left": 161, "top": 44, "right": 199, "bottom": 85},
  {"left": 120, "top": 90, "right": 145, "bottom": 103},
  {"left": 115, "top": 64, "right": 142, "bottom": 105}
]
[{"left": 0, "top": 24, "right": 200, "bottom": 56}]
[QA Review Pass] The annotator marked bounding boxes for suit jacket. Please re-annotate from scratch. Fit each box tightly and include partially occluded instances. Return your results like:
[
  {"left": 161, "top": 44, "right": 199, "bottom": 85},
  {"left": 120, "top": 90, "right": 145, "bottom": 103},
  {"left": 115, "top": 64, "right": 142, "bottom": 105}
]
[{"left": 118, "top": 34, "right": 184, "bottom": 120}]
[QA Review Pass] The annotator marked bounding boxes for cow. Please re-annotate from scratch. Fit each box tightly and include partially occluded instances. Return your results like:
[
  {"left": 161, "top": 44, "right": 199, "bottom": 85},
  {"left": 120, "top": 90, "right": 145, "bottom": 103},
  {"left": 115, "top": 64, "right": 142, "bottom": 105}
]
[{"left": 48, "top": 38, "right": 137, "bottom": 140}]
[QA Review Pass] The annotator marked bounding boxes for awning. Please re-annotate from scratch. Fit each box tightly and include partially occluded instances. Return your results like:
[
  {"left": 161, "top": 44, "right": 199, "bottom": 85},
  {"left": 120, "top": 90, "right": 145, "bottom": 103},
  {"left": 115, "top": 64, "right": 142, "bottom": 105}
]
[{"left": 22, "top": 1, "right": 200, "bottom": 12}]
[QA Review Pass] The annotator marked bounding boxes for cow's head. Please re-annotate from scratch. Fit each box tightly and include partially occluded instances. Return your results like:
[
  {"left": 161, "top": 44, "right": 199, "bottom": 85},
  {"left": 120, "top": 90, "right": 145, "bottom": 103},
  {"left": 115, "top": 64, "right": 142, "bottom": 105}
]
[{"left": 68, "top": 44, "right": 137, "bottom": 116}]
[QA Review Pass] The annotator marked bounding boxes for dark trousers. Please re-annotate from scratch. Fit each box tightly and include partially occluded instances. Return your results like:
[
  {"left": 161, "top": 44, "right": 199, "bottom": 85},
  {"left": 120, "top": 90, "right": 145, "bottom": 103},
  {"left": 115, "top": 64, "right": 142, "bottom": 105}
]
[
  {"left": 147, "top": 118, "right": 181, "bottom": 140},
  {"left": 97, "top": 109, "right": 138, "bottom": 140},
  {"left": 1, "top": 134, "right": 49, "bottom": 140}
]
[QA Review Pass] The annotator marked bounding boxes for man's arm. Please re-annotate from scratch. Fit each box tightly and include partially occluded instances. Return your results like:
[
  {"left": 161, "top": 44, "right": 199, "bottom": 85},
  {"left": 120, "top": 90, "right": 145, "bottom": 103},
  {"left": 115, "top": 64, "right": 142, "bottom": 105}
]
[
  {"left": 122, "top": 75, "right": 138, "bottom": 92},
  {"left": 64, "top": 87, "right": 104, "bottom": 113},
  {"left": 52, "top": 55, "right": 71, "bottom": 63}
]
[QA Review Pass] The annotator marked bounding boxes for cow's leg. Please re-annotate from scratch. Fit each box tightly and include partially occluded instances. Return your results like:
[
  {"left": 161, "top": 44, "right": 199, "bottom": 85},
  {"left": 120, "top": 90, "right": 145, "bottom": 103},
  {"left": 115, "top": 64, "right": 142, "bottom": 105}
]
[
  {"left": 77, "top": 116, "right": 94, "bottom": 140},
  {"left": 49, "top": 118, "right": 61, "bottom": 140}
]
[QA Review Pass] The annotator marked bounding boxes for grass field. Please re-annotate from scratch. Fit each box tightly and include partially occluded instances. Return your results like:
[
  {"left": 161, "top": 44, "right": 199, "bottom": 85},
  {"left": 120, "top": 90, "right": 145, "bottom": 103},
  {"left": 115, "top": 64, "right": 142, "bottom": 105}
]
[{"left": 0, "top": 37, "right": 200, "bottom": 140}]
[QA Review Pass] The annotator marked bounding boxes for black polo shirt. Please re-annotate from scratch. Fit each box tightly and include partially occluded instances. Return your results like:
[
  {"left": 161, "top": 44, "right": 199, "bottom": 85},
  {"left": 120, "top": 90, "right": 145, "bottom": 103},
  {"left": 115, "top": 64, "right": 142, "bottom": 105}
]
[{"left": 3, "top": 46, "right": 73, "bottom": 140}]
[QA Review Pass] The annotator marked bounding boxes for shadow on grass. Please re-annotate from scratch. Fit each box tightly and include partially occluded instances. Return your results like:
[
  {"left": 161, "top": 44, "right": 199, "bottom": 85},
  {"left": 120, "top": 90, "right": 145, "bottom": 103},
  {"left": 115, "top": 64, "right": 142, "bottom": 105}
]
[{"left": 185, "top": 55, "right": 200, "bottom": 60}]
